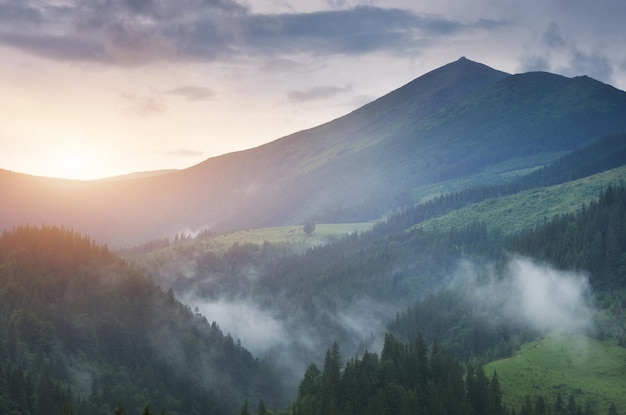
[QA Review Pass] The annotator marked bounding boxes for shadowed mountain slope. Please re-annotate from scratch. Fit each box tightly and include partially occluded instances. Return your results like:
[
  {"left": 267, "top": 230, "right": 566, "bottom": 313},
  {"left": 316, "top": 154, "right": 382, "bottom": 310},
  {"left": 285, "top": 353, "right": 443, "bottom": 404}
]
[
  {"left": 2, "top": 58, "right": 626, "bottom": 246},
  {"left": 0, "top": 225, "right": 286, "bottom": 414}
]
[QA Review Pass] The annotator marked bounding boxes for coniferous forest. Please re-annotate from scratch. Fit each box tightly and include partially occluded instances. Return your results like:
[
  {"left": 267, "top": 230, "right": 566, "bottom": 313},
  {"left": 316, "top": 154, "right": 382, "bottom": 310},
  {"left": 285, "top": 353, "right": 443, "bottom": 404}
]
[
  {"left": 0, "top": 226, "right": 285, "bottom": 414},
  {"left": 3, "top": 180, "right": 626, "bottom": 414},
  {"left": 288, "top": 333, "right": 610, "bottom": 415},
  {"left": 284, "top": 183, "right": 626, "bottom": 415}
]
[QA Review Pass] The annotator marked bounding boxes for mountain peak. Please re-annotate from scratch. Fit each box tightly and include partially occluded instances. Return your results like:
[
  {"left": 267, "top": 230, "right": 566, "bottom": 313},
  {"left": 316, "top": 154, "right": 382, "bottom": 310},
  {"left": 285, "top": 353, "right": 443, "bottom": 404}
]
[
  {"left": 434, "top": 56, "right": 509, "bottom": 77},
  {"left": 352, "top": 57, "right": 510, "bottom": 124},
  {"left": 408, "top": 57, "right": 510, "bottom": 94}
]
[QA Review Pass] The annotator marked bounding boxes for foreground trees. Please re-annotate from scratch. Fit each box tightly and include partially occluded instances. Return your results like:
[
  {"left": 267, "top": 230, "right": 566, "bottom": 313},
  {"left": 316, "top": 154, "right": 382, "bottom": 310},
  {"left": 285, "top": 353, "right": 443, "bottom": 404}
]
[
  {"left": 289, "top": 336, "right": 619, "bottom": 415},
  {"left": 291, "top": 334, "right": 501, "bottom": 415}
]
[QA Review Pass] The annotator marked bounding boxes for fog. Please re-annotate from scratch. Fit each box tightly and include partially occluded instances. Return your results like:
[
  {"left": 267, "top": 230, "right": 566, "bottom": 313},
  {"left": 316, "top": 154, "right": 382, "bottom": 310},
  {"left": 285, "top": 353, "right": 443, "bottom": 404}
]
[
  {"left": 459, "top": 256, "right": 593, "bottom": 335},
  {"left": 179, "top": 254, "right": 595, "bottom": 394},
  {"left": 185, "top": 294, "right": 397, "bottom": 390},
  {"left": 146, "top": 242, "right": 597, "bottom": 402},
  {"left": 189, "top": 298, "right": 289, "bottom": 355},
  {"left": 507, "top": 257, "right": 592, "bottom": 332}
]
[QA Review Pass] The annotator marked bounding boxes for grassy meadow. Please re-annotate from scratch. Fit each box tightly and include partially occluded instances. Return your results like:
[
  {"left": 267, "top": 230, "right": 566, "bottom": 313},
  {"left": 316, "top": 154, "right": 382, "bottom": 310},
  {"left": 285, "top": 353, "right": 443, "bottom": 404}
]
[
  {"left": 417, "top": 165, "right": 626, "bottom": 236},
  {"left": 202, "top": 222, "right": 376, "bottom": 252},
  {"left": 485, "top": 332, "right": 626, "bottom": 414}
]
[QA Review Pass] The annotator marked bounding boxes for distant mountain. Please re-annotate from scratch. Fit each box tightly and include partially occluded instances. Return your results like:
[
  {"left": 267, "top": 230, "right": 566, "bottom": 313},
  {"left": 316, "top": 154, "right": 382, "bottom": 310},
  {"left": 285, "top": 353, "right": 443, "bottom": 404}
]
[{"left": 2, "top": 57, "right": 626, "bottom": 246}]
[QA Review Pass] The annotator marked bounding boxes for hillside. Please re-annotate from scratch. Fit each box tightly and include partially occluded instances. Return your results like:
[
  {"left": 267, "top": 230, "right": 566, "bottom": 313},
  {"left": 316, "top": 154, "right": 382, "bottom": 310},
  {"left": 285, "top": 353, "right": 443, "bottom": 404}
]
[
  {"left": 0, "top": 226, "right": 286, "bottom": 414},
  {"left": 97, "top": 169, "right": 179, "bottom": 181},
  {"left": 3, "top": 58, "right": 626, "bottom": 246},
  {"left": 124, "top": 164, "right": 626, "bottom": 392},
  {"left": 116, "top": 138, "right": 626, "bottom": 412},
  {"left": 418, "top": 165, "right": 626, "bottom": 236},
  {"left": 486, "top": 333, "right": 626, "bottom": 414}
]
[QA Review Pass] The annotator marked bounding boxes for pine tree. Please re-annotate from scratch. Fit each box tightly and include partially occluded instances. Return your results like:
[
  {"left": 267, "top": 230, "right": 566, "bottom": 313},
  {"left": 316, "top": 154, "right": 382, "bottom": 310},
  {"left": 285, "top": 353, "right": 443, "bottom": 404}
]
[
  {"left": 466, "top": 363, "right": 489, "bottom": 415},
  {"left": 489, "top": 370, "right": 503, "bottom": 415},
  {"left": 567, "top": 393, "right": 580, "bottom": 415},
  {"left": 321, "top": 342, "right": 343, "bottom": 415},
  {"left": 113, "top": 403, "right": 128, "bottom": 415},
  {"left": 554, "top": 392, "right": 565, "bottom": 415},
  {"left": 299, "top": 364, "right": 321, "bottom": 398},
  {"left": 240, "top": 399, "right": 250, "bottom": 415}
]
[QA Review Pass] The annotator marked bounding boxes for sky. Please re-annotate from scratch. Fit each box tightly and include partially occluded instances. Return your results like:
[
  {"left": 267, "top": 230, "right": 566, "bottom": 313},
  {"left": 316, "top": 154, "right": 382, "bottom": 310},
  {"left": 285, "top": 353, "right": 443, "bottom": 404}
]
[{"left": 1, "top": 0, "right": 625, "bottom": 180}]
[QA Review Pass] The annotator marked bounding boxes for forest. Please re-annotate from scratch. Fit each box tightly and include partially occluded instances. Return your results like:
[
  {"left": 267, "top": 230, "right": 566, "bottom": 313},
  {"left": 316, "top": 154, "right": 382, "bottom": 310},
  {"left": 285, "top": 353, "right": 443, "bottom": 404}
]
[
  {"left": 2, "top": 139, "right": 626, "bottom": 414},
  {"left": 286, "top": 334, "right": 617, "bottom": 415},
  {"left": 0, "top": 226, "right": 285, "bottom": 415},
  {"left": 283, "top": 183, "right": 626, "bottom": 415},
  {"left": 1, "top": 184, "right": 626, "bottom": 414},
  {"left": 116, "top": 183, "right": 626, "bottom": 414}
]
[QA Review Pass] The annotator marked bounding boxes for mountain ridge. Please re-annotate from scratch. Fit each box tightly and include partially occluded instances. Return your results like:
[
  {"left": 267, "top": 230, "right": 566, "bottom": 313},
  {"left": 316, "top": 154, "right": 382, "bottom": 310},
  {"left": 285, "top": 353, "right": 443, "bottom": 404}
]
[{"left": 2, "top": 57, "right": 626, "bottom": 246}]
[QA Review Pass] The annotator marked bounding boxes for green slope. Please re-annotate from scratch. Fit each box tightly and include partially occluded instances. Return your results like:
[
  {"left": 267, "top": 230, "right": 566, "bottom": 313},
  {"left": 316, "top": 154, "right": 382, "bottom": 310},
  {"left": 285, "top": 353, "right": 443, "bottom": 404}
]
[
  {"left": 485, "top": 332, "right": 626, "bottom": 414},
  {"left": 416, "top": 165, "right": 626, "bottom": 235},
  {"left": 123, "top": 222, "right": 373, "bottom": 257}
]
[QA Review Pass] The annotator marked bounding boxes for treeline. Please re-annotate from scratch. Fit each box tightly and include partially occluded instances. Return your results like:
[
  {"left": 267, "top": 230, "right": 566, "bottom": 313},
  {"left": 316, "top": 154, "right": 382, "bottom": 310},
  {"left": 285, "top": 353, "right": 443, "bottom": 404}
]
[
  {"left": 0, "top": 225, "right": 285, "bottom": 414},
  {"left": 388, "top": 289, "right": 537, "bottom": 363},
  {"left": 290, "top": 334, "right": 498, "bottom": 415},
  {"left": 118, "top": 228, "right": 216, "bottom": 255},
  {"left": 286, "top": 334, "right": 616, "bottom": 415},
  {"left": 514, "top": 185, "right": 626, "bottom": 289}
]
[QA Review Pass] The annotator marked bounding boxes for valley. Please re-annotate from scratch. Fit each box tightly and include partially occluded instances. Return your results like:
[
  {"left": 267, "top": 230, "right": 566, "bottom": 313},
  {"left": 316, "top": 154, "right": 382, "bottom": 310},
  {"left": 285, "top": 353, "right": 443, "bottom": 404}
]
[{"left": 2, "top": 58, "right": 626, "bottom": 415}]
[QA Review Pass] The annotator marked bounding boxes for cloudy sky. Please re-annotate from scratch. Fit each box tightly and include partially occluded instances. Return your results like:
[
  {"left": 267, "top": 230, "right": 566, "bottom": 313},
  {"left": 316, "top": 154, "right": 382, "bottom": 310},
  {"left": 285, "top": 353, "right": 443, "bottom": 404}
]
[{"left": 1, "top": 0, "right": 625, "bottom": 179}]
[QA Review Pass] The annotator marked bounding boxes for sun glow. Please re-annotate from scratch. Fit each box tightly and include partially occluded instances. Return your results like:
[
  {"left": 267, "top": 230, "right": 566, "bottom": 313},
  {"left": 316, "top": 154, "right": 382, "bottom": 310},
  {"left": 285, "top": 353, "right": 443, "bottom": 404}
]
[{"left": 45, "top": 144, "right": 102, "bottom": 180}]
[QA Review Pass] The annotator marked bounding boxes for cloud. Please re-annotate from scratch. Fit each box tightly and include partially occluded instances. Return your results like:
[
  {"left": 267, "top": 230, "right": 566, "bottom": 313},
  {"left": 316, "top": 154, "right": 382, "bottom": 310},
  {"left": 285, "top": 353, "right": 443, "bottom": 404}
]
[
  {"left": 0, "top": 32, "right": 109, "bottom": 63},
  {"left": 260, "top": 58, "right": 307, "bottom": 72},
  {"left": 0, "top": 0, "right": 247, "bottom": 65},
  {"left": 459, "top": 256, "right": 593, "bottom": 334},
  {"left": 191, "top": 299, "right": 288, "bottom": 355},
  {"left": 542, "top": 22, "right": 566, "bottom": 49},
  {"left": 183, "top": 292, "right": 395, "bottom": 392},
  {"left": 521, "top": 55, "right": 550, "bottom": 72},
  {"left": 326, "top": 0, "right": 348, "bottom": 8},
  {"left": 0, "top": 3, "right": 42, "bottom": 25},
  {"left": 165, "top": 86, "right": 216, "bottom": 102},
  {"left": 119, "top": 89, "right": 166, "bottom": 116},
  {"left": 569, "top": 50, "right": 613, "bottom": 84},
  {"left": 0, "top": 2, "right": 501, "bottom": 66},
  {"left": 235, "top": 7, "right": 493, "bottom": 57},
  {"left": 105, "top": 29, "right": 179, "bottom": 66},
  {"left": 521, "top": 20, "right": 615, "bottom": 83},
  {"left": 286, "top": 83, "right": 353, "bottom": 103},
  {"left": 329, "top": 297, "right": 396, "bottom": 352},
  {"left": 506, "top": 257, "right": 592, "bottom": 333}
]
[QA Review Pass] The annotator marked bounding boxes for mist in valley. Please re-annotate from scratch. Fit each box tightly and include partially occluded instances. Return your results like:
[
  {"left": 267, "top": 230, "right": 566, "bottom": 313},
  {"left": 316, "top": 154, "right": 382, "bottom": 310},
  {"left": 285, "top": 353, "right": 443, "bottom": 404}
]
[
  {"left": 456, "top": 255, "right": 594, "bottom": 335},
  {"left": 184, "top": 293, "right": 398, "bottom": 391},
  {"left": 140, "top": 232, "right": 598, "bottom": 400}
]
